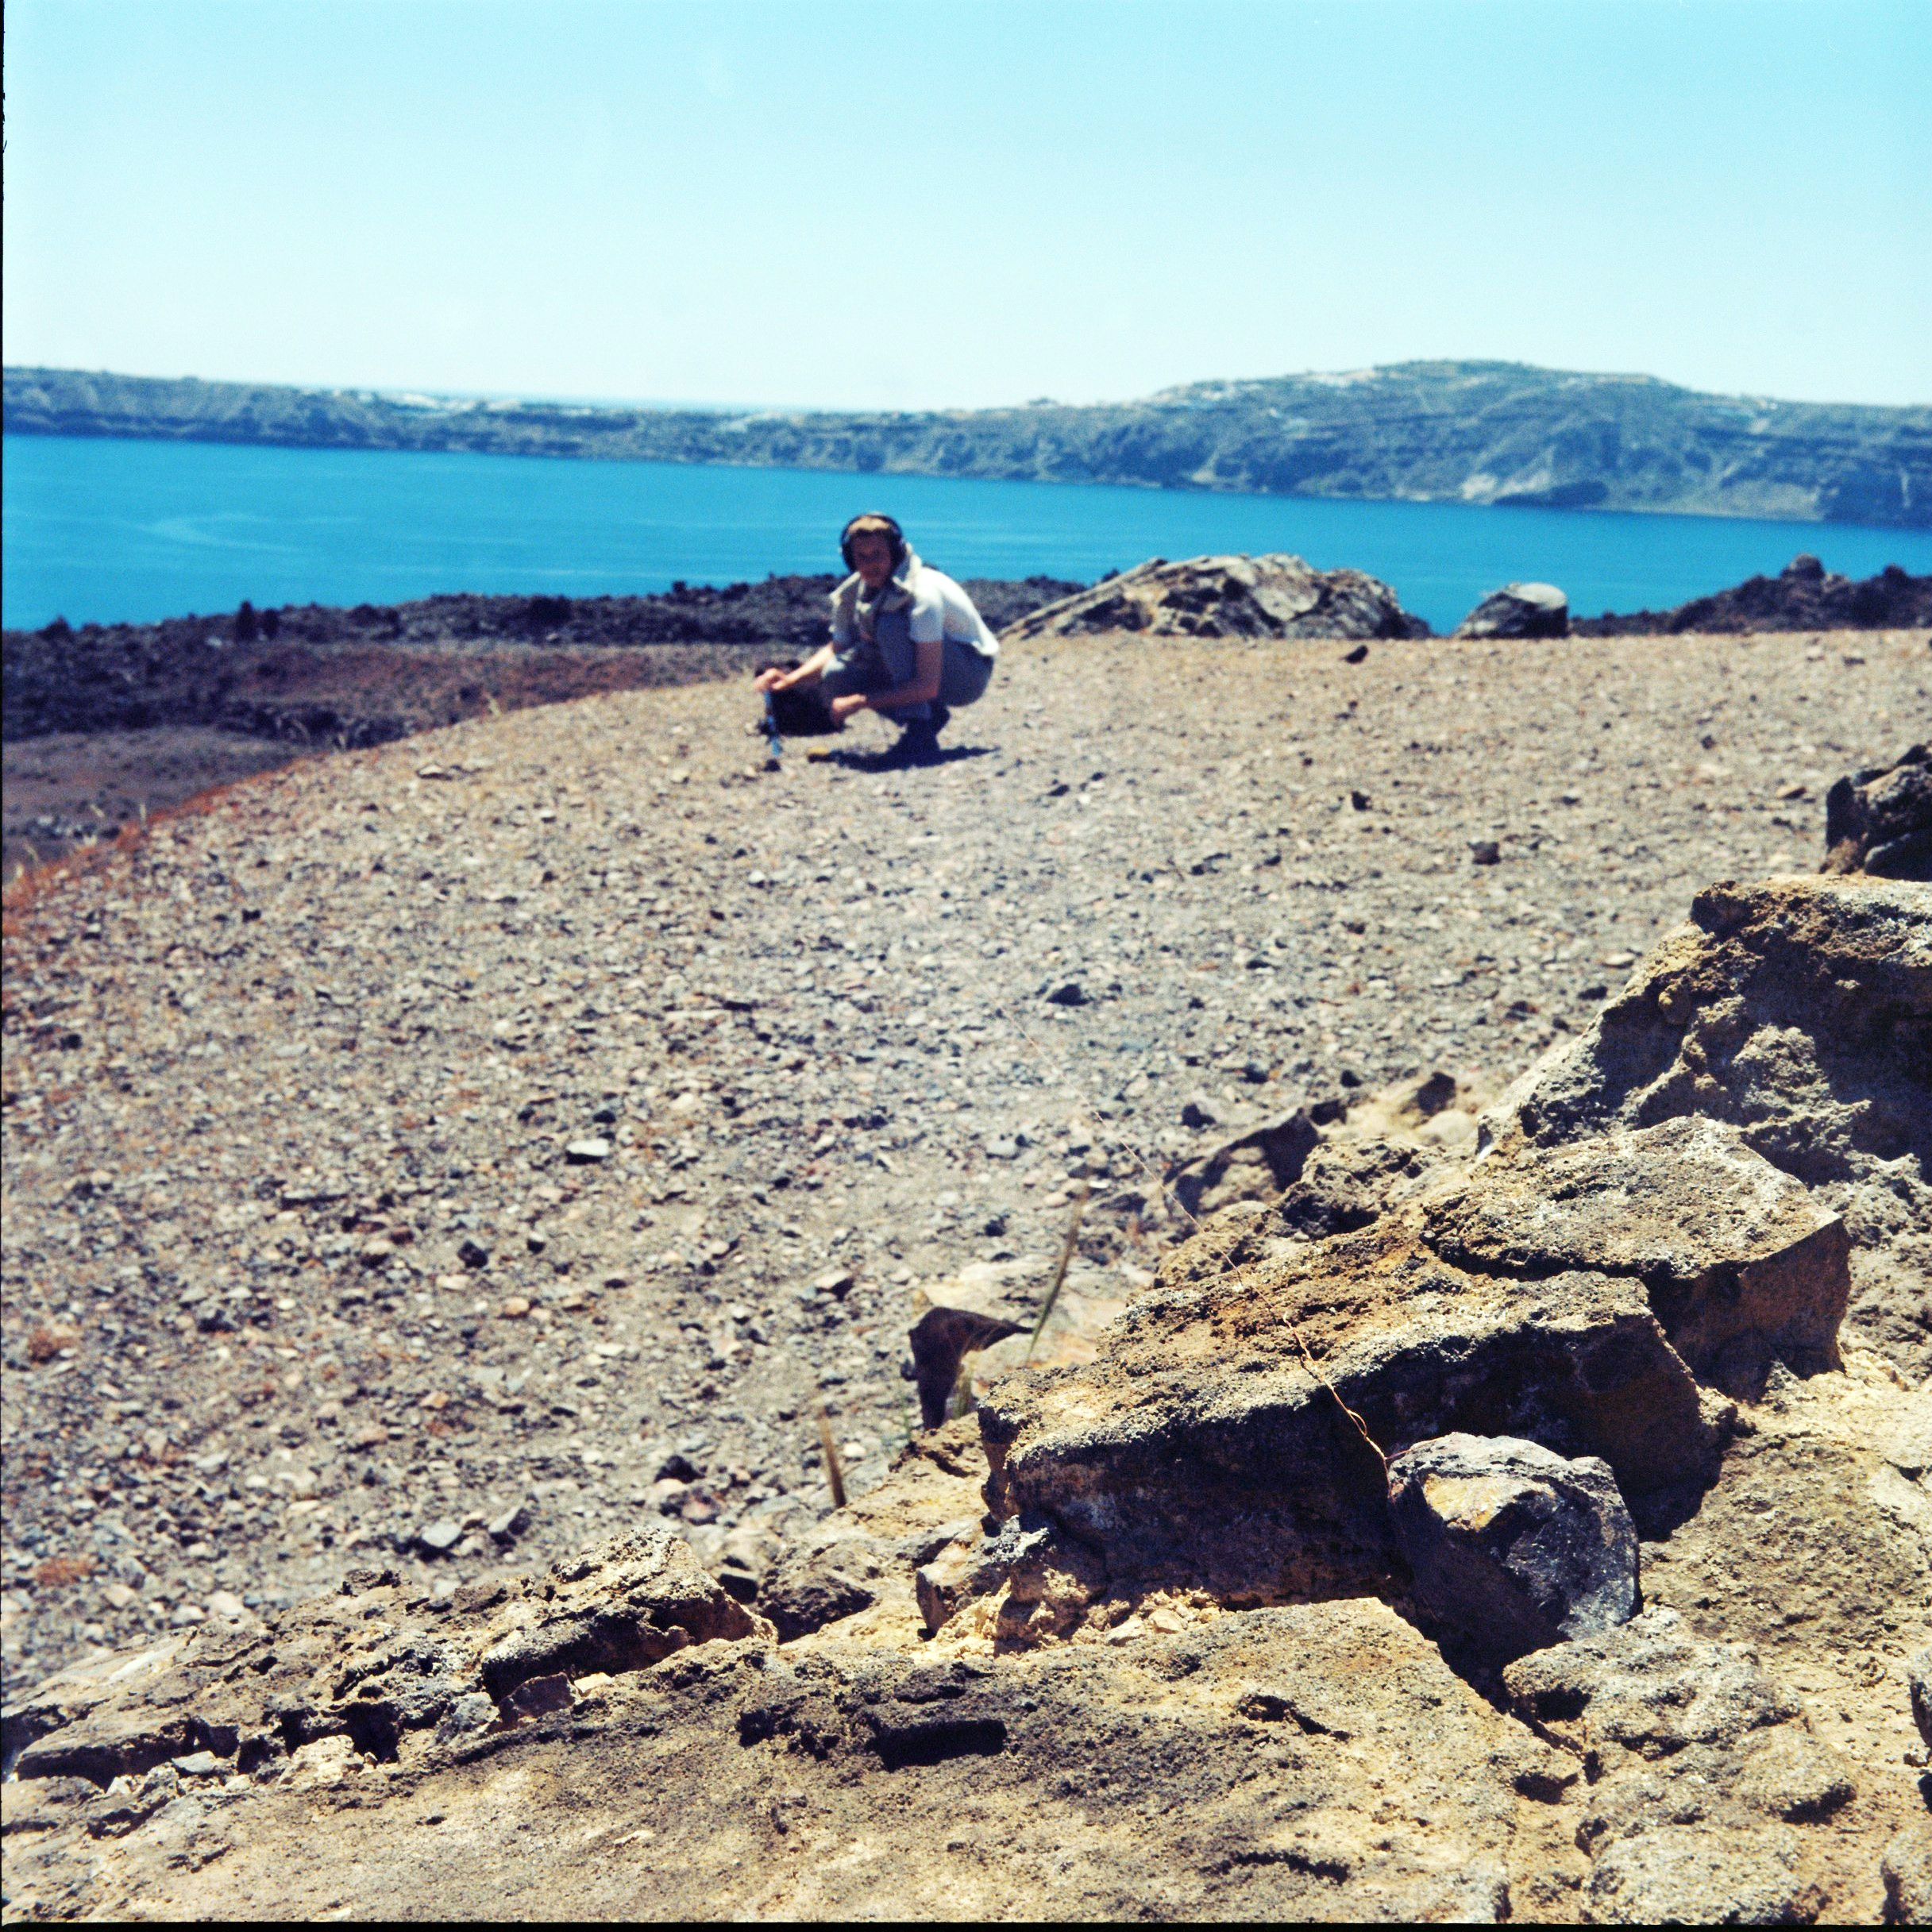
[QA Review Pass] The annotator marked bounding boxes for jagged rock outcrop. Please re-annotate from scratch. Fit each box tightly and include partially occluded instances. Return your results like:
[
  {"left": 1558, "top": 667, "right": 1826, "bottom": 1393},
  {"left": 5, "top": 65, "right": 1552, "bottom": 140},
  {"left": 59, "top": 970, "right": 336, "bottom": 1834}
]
[
  {"left": 1167, "top": 1106, "right": 1320, "bottom": 1219},
  {"left": 971, "top": 1115, "right": 1845, "bottom": 1611},
  {"left": 0, "top": 1586, "right": 1576, "bottom": 1921},
  {"left": 2, "top": 1527, "right": 762, "bottom": 1786},
  {"left": 758, "top": 1421, "right": 986, "bottom": 1641},
  {"left": 1574, "top": 553, "right": 1932, "bottom": 634},
  {"left": 1505, "top": 1608, "right": 1859, "bottom": 1924},
  {"left": 1482, "top": 874, "right": 1931, "bottom": 1378},
  {"left": 1823, "top": 743, "right": 1931, "bottom": 881},
  {"left": 1452, "top": 581, "right": 1570, "bottom": 638},
  {"left": 1000, "top": 554, "right": 1429, "bottom": 642}
]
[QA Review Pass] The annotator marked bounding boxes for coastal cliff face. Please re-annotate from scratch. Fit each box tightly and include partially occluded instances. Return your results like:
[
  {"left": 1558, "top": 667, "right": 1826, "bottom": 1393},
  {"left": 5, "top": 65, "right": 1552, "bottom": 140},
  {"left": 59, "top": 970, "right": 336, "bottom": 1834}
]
[
  {"left": 10, "top": 359, "right": 1930, "bottom": 526},
  {"left": 2, "top": 623, "right": 1927, "bottom": 1919}
]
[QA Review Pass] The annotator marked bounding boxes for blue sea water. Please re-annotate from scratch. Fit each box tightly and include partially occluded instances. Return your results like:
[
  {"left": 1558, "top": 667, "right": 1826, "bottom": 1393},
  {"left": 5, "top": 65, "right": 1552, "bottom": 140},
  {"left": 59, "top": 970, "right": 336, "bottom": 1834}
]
[{"left": 5, "top": 431, "right": 1929, "bottom": 635}]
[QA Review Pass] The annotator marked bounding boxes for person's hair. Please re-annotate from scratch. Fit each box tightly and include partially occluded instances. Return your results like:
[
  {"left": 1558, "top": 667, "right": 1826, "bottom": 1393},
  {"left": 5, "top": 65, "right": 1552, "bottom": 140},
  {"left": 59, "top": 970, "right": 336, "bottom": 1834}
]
[{"left": 840, "top": 512, "right": 906, "bottom": 570}]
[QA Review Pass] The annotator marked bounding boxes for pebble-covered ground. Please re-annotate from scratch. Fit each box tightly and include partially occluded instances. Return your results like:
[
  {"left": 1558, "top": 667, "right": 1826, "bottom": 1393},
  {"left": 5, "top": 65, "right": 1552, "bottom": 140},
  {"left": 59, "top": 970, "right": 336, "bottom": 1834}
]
[{"left": 3, "top": 623, "right": 1926, "bottom": 1686}]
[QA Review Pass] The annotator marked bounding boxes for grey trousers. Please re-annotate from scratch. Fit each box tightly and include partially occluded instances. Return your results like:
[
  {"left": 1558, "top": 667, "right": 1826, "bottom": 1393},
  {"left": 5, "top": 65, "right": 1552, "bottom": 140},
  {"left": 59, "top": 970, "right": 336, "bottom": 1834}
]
[{"left": 820, "top": 611, "right": 993, "bottom": 723}]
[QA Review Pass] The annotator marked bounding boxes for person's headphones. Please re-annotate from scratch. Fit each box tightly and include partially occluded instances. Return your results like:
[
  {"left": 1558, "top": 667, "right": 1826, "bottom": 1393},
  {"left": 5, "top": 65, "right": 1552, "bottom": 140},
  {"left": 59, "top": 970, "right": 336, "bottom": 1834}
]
[{"left": 839, "top": 512, "right": 907, "bottom": 571}]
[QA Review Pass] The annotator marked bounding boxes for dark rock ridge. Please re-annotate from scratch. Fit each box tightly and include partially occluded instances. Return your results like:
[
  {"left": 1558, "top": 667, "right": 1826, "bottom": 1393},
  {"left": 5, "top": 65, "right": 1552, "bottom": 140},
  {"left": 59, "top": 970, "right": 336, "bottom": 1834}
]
[
  {"left": 12, "top": 359, "right": 1929, "bottom": 526},
  {"left": 2, "top": 576, "right": 1080, "bottom": 745},
  {"left": 1001, "top": 554, "right": 1429, "bottom": 642},
  {"left": 1572, "top": 553, "right": 1932, "bottom": 634}
]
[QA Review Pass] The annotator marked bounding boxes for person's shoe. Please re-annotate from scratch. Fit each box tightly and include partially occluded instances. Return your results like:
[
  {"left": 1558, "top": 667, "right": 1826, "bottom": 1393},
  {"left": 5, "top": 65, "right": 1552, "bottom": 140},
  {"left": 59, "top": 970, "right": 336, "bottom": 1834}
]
[
  {"left": 928, "top": 703, "right": 951, "bottom": 737},
  {"left": 881, "top": 719, "right": 943, "bottom": 767}
]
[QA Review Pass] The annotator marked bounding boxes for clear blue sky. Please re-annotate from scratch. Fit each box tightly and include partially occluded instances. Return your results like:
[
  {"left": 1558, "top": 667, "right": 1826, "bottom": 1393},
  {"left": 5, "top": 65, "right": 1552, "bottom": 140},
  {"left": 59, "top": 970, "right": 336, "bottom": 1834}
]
[{"left": 5, "top": 0, "right": 1927, "bottom": 411}]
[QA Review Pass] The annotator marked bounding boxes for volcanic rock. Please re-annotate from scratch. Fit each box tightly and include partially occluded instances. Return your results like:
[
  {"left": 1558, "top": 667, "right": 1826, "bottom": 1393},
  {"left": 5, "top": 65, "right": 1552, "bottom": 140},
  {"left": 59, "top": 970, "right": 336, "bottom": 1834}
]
[
  {"left": 1481, "top": 874, "right": 1931, "bottom": 1377},
  {"left": 1387, "top": 1433, "right": 1638, "bottom": 1664},
  {"left": 1167, "top": 1105, "right": 1320, "bottom": 1219},
  {"left": 1887, "top": 1822, "right": 1932, "bottom": 1925},
  {"left": 1001, "top": 553, "right": 1429, "bottom": 642},
  {"left": 1422, "top": 1114, "right": 1849, "bottom": 1383},
  {"left": 4, "top": 1525, "right": 762, "bottom": 1789},
  {"left": 1504, "top": 1607, "right": 1857, "bottom": 1925},
  {"left": 1822, "top": 742, "right": 1931, "bottom": 881},
  {"left": 975, "top": 1114, "right": 1854, "bottom": 1610},
  {"left": 1574, "top": 554, "right": 1932, "bottom": 635},
  {"left": 1452, "top": 582, "right": 1570, "bottom": 639}
]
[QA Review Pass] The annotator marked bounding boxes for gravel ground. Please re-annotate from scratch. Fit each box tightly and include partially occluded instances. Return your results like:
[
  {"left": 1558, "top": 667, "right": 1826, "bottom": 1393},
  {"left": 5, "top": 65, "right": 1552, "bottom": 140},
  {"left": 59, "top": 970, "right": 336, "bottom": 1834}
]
[{"left": 3, "top": 623, "right": 1926, "bottom": 1686}]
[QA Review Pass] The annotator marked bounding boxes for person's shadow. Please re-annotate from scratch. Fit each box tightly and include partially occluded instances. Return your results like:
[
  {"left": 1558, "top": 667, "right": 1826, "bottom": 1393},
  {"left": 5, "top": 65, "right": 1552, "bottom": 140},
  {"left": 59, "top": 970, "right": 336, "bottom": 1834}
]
[{"left": 818, "top": 742, "right": 997, "bottom": 773}]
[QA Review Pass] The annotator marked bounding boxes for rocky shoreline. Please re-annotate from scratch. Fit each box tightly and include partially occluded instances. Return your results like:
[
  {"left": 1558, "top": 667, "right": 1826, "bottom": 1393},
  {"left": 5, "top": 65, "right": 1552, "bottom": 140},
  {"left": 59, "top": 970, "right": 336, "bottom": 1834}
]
[{"left": 2, "top": 617, "right": 1926, "bottom": 1919}]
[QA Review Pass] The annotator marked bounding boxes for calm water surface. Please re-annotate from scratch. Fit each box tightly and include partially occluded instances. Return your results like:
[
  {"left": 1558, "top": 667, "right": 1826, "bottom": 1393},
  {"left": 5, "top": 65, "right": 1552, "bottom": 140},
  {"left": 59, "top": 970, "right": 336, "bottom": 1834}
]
[{"left": 6, "top": 432, "right": 1929, "bottom": 634}]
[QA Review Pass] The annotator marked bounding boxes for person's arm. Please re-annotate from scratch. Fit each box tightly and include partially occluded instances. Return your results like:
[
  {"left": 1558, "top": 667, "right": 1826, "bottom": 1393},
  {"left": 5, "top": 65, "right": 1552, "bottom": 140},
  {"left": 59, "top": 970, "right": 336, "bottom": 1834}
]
[
  {"left": 754, "top": 642, "right": 835, "bottom": 694},
  {"left": 828, "top": 637, "right": 942, "bottom": 719}
]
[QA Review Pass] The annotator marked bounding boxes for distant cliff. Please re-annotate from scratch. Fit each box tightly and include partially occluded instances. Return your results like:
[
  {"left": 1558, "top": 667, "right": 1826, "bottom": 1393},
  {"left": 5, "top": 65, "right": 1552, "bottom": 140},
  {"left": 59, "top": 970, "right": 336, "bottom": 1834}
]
[{"left": 7, "top": 360, "right": 1928, "bottom": 527}]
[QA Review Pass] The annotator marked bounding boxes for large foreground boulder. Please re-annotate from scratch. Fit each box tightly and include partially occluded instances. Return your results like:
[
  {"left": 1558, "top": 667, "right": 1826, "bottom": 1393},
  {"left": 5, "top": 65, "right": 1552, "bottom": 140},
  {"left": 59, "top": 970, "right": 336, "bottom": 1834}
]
[
  {"left": 0, "top": 1588, "right": 1571, "bottom": 1922},
  {"left": 1001, "top": 553, "right": 1429, "bottom": 642}
]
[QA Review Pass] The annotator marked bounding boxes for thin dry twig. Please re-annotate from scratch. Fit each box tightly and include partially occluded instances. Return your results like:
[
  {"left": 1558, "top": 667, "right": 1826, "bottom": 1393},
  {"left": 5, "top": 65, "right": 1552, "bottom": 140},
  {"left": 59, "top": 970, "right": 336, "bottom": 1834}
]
[
  {"left": 1027, "top": 1180, "right": 1090, "bottom": 1363},
  {"left": 1285, "top": 1321, "right": 1390, "bottom": 1484}
]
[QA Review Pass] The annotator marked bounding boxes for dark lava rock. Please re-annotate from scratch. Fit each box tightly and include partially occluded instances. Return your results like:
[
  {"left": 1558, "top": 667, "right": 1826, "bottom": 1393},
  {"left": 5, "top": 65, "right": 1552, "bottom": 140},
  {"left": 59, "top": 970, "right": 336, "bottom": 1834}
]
[
  {"left": 1574, "top": 555, "right": 1932, "bottom": 635},
  {"left": 1388, "top": 1432, "right": 1638, "bottom": 1664},
  {"left": 1, "top": 574, "right": 1080, "bottom": 744},
  {"left": 1452, "top": 583, "right": 1569, "bottom": 639},
  {"left": 1822, "top": 742, "right": 1930, "bottom": 881}
]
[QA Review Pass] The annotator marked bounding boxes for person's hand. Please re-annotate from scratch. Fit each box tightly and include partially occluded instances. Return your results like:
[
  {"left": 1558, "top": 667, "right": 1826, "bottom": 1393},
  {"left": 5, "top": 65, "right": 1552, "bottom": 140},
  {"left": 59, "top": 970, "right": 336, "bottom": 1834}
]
[
  {"left": 829, "top": 692, "right": 869, "bottom": 722},
  {"left": 754, "top": 666, "right": 789, "bottom": 694}
]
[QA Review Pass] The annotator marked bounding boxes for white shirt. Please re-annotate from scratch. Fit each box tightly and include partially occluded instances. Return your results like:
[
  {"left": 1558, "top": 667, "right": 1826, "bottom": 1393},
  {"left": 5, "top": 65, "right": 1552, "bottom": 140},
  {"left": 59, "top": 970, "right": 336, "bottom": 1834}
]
[
  {"left": 908, "top": 568, "right": 1001, "bottom": 658},
  {"left": 833, "top": 565, "right": 1001, "bottom": 658}
]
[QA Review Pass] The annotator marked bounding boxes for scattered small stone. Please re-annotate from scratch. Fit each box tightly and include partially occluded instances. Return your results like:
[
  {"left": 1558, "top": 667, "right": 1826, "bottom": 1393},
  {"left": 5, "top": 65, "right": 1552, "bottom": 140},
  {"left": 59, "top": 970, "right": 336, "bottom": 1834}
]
[
  {"left": 501, "top": 1673, "right": 573, "bottom": 1722},
  {"left": 488, "top": 1502, "right": 533, "bottom": 1545},
  {"left": 418, "top": 1518, "right": 464, "bottom": 1556},
  {"left": 565, "top": 1138, "right": 612, "bottom": 1163}
]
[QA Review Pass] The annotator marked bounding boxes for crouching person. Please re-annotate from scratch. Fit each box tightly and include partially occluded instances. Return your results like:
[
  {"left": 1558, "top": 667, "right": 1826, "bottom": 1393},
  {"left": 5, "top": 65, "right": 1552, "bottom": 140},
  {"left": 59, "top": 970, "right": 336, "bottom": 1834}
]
[{"left": 754, "top": 513, "right": 998, "bottom": 763}]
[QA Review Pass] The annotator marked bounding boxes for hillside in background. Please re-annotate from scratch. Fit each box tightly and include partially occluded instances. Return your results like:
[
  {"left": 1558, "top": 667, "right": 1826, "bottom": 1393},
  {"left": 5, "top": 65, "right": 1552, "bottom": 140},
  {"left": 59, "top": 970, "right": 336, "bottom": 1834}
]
[{"left": 8, "top": 361, "right": 1928, "bottom": 527}]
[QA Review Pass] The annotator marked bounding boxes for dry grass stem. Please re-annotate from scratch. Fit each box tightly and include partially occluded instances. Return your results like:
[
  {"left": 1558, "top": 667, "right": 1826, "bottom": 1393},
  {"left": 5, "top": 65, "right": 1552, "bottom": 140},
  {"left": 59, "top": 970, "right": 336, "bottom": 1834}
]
[
  {"left": 813, "top": 1402, "right": 848, "bottom": 1510},
  {"left": 1027, "top": 1181, "right": 1090, "bottom": 1363}
]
